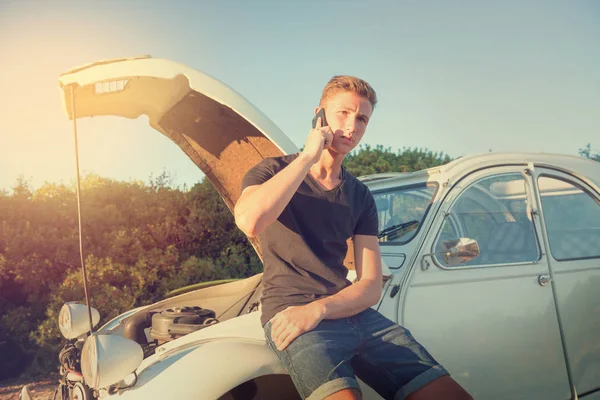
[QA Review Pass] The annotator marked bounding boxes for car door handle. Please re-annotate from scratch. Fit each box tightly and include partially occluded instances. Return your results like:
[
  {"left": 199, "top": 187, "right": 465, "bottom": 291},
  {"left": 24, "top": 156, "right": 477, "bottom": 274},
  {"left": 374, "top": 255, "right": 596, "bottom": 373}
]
[
  {"left": 538, "top": 275, "right": 552, "bottom": 286},
  {"left": 389, "top": 284, "right": 401, "bottom": 298}
]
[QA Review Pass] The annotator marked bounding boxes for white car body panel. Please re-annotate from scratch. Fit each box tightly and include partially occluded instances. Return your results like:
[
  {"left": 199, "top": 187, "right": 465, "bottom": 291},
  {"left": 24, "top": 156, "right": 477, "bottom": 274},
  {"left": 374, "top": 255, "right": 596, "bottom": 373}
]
[
  {"left": 58, "top": 56, "right": 297, "bottom": 156},
  {"left": 111, "top": 313, "right": 283, "bottom": 399}
]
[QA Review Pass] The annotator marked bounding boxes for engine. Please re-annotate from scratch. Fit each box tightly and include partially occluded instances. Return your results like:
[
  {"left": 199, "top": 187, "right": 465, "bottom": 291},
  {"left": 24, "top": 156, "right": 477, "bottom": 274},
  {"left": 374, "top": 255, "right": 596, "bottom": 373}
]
[{"left": 149, "top": 306, "right": 218, "bottom": 344}]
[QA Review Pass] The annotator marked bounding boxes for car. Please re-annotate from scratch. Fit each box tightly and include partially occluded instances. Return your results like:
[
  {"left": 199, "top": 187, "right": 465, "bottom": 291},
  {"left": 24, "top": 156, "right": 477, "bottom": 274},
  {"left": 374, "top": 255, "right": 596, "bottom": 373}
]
[{"left": 21, "top": 56, "right": 600, "bottom": 400}]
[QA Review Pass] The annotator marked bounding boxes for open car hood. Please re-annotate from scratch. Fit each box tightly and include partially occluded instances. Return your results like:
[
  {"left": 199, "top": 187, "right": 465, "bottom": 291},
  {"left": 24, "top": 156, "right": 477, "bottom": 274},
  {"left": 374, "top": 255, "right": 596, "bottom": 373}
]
[{"left": 58, "top": 55, "right": 298, "bottom": 258}]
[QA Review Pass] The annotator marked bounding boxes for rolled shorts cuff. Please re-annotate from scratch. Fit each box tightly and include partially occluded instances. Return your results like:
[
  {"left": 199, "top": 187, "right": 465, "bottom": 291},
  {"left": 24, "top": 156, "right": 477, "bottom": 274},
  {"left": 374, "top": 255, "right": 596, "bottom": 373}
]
[
  {"left": 307, "top": 377, "right": 361, "bottom": 400},
  {"left": 394, "top": 365, "right": 450, "bottom": 400}
]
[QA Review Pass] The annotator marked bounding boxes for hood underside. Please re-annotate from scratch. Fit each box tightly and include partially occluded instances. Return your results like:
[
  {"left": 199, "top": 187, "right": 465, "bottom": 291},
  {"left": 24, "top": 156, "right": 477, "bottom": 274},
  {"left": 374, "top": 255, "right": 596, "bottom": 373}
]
[
  {"left": 58, "top": 56, "right": 299, "bottom": 258},
  {"left": 154, "top": 84, "right": 284, "bottom": 213}
]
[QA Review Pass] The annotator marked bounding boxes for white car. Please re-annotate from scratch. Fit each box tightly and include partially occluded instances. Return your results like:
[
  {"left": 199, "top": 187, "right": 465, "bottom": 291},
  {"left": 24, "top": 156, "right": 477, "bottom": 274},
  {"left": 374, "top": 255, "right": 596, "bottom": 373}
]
[{"left": 22, "top": 56, "right": 600, "bottom": 400}]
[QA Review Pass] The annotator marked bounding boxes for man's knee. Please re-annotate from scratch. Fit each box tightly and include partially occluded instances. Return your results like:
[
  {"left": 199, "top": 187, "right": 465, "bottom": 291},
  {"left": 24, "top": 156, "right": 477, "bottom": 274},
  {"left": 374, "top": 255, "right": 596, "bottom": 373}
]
[
  {"left": 324, "top": 388, "right": 362, "bottom": 400},
  {"left": 406, "top": 375, "right": 472, "bottom": 400}
]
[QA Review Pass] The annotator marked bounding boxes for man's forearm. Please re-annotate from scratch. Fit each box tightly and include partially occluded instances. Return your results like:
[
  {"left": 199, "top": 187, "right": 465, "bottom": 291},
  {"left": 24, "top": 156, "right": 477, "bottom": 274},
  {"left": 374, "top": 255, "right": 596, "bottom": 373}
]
[
  {"left": 235, "top": 153, "right": 313, "bottom": 237},
  {"left": 313, "top": 278, "right": 382, "bottom": 320}
]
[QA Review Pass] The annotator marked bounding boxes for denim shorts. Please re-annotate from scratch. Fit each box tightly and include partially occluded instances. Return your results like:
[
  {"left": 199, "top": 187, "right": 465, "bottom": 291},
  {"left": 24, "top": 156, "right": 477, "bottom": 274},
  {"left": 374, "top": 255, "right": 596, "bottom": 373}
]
[{"left": 264, "top": 307, "right": 448, "bottom": 400}]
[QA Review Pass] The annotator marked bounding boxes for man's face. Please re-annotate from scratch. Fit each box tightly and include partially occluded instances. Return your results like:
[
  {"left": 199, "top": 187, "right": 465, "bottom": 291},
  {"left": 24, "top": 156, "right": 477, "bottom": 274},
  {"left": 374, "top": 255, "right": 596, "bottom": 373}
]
[{"left": 319, "top": 91, "right": 373, "bottom": 155}]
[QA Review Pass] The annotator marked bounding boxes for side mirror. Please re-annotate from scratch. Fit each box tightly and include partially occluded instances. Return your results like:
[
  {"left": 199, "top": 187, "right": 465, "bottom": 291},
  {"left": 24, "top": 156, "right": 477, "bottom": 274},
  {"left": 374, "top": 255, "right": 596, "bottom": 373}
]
[
  {"left": 424, "top": 238, "right": 480, "bottom": 267},
  {"left": 439, "top": 238, "right": 480, "bottom": 266}
]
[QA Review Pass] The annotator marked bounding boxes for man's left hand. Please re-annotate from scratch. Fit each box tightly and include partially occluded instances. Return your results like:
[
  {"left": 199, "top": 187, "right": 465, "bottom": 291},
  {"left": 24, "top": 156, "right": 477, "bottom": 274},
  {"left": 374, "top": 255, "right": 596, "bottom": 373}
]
[{"left": 269, "top": 302, "right": 326, "bottom": 351}]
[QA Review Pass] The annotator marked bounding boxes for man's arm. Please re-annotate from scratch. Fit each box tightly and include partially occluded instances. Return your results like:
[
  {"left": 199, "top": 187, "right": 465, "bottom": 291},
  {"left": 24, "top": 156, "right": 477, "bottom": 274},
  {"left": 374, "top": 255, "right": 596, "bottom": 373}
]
[
  {"left": 234, "top": 120, "right": 333, "bottom": 237},
  {"left": 234, "top": 153, "right": 313, "bottom": 237},
  {"left": 314, "top": 234, "right": 382, "bottom": 318},
  {"left": 269, "top": 234, "right": 383, "bottom": 350}
]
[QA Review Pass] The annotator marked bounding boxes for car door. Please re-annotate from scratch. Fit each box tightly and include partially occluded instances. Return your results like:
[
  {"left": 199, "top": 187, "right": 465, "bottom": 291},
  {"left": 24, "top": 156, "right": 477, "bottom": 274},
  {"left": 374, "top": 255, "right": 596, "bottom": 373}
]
[
  {"left": 533, "top": 168, "right": 600, "bottom": 398},
  {"left": 399, "top": 166, "right": 571, "bottom": 399}
]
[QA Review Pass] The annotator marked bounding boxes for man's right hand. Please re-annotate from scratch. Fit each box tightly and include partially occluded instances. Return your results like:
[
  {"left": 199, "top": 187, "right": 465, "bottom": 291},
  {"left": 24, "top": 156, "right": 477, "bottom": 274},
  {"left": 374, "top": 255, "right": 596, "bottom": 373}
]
[{"left": 302, "top": 116, "right": 333, "bottom": 164}]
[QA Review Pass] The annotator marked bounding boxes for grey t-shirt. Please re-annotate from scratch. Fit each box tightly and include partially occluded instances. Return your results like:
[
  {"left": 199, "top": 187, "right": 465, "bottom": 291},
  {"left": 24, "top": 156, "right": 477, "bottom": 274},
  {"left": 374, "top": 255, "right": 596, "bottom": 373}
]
[{"left": 241, "top": 153, "right": 379, "bottom": 326}]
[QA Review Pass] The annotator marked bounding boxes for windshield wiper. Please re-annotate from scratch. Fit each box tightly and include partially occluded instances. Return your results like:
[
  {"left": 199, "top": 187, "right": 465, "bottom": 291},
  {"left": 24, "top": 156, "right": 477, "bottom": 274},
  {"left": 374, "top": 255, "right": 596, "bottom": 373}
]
[{"left": 377, "top": 220, "right": 420, "bottom": 239}]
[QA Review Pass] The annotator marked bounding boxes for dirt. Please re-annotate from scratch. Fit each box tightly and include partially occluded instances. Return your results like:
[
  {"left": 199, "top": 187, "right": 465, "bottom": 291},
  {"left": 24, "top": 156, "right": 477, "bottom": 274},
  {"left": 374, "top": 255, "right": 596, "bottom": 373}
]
[{"left": 0, "top": 373, "right": 60, "bottom": 400}]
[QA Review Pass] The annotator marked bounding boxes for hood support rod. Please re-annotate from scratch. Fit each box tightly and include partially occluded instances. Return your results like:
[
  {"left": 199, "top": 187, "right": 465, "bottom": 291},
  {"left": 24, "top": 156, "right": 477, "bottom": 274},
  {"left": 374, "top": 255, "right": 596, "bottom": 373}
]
[{"left": 70, "top": 85, "right": 95, "bottom": 335}]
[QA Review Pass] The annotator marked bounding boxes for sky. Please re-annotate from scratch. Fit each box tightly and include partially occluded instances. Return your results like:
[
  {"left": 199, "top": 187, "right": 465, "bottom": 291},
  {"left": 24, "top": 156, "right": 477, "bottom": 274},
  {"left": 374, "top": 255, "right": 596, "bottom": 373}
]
[{"left": 0, "top": 0, "right": 599, "bottom": 192}]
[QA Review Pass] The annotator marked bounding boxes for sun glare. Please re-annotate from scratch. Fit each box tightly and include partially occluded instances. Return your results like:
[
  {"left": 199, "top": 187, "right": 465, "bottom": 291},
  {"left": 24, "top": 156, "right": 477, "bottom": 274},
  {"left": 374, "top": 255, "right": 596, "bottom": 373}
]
[{"left": 0, "top": 5, "right": 146, "bottom": 191}]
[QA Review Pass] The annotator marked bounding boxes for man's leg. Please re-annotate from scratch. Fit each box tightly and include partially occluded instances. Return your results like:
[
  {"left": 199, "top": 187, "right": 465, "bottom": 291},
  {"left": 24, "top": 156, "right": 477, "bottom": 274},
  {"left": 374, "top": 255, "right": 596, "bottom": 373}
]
[
  {"left": 406, "top": 376, "right": 472, "bottom": 400},
  {"left": 322, "top": 378, "right": 472, "bottom": 400},
  {"left": 350, "top": 308, "right": 473, "bottom": 400},
  {"left": 264, "top": 319, "right": 363, "bottom": 400},
  {"left": 324, "top": 388, "right": 362, "bottom": 400}
]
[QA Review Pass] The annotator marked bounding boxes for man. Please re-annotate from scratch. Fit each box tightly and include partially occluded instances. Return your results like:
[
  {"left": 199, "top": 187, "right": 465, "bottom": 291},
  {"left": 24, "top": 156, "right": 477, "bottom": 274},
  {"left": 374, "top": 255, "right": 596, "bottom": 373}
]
[{"left": 234, "top": 76, "right": 472, "bottom": 400}]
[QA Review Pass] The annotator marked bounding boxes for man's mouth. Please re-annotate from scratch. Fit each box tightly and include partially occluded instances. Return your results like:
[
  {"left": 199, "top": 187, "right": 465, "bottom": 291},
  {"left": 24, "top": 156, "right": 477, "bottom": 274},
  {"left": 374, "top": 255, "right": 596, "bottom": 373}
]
[{"left": 340, "top": 135, "right": 355, "bottom": 143}]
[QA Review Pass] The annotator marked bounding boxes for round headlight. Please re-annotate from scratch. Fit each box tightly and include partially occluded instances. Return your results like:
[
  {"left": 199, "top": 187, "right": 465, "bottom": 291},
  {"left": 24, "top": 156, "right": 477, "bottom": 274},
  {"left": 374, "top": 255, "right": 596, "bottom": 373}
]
[
  {"left": 58, "top": 303, "right": 100, "bottom": 339},
  {"left": 81, "top": 333, "right": 99, "bottom": 389},
  {"left": 81, "top": 333, "right": 143, "bottom": 390}
]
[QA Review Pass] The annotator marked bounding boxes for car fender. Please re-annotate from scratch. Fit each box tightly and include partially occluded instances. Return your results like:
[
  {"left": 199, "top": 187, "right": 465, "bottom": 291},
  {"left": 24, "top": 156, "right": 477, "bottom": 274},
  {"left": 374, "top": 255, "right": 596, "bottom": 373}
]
[
  {"left": 115, "top": 339, "right": 286, "bottom": 399},
  {"left": 106, "top": 313, "right": 286, "bottom": 399}
]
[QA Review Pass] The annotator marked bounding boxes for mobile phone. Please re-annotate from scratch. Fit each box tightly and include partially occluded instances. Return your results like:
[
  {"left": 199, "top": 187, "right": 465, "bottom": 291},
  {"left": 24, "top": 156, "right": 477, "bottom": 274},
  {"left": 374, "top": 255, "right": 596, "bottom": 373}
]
[{"left": 312, "top": 108, "right": 328, "bottom": 128}]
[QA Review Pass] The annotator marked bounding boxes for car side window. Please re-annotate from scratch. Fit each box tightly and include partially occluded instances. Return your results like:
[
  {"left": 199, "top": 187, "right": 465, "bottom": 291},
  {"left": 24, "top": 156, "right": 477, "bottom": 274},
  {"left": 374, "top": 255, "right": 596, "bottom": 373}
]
[
  {"left": 538, "top": 176, "right": 600, "bottom": 261},
  {"left": 373, "top": 183, "right": 437, "bottom": 245},
  {"left": 434, "top": 173, "right": 539, "bottom": 267}
]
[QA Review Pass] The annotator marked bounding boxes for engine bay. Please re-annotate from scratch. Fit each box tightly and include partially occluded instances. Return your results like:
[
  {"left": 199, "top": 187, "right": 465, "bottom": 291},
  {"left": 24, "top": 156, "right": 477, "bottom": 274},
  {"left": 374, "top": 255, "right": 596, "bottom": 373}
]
[
  {"left": 149, "top": 306, "right": 219, "bottom": 344},
  {"left": 117, "top": 274, "right": 263, "bottom": 357}
]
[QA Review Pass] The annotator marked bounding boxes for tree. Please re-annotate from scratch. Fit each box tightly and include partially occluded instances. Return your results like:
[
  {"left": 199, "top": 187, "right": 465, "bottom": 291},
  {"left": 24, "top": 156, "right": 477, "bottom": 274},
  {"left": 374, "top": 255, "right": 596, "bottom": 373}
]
[
  {"left": 579, "top": 143, "right": 600, "bottom": 162},
  {"left": 343, "top": 144, "right": 453, "bottom": 176},
  {"left": 0, "top": 171, "right": 261, "bottom": 375}
]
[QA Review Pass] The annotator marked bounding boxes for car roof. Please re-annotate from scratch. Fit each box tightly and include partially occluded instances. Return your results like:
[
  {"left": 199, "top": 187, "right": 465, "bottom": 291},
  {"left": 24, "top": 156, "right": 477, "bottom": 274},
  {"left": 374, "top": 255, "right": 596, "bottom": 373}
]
[{"left": 360, "top": 152, "right": 600, "bottom": 192}]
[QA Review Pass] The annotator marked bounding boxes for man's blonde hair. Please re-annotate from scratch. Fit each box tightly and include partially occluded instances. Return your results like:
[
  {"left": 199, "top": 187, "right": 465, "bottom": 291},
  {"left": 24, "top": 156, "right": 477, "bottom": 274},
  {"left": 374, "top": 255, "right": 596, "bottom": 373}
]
[{"left": 319, "top": 75, "right": 378, "bottom": 109}]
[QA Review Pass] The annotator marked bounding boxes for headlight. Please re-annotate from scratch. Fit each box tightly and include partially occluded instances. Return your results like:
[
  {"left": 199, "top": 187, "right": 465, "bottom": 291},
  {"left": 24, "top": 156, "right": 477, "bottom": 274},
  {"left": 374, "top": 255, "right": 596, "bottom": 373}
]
[
  {"left": 81, "top": 333, "right": 143, "bottom": 390},
  {"left": 81, "top": 334, "right": 99, "bottom": 387},
  {"left": 58, "top": 302, "right": 100, "bottom": 339}
]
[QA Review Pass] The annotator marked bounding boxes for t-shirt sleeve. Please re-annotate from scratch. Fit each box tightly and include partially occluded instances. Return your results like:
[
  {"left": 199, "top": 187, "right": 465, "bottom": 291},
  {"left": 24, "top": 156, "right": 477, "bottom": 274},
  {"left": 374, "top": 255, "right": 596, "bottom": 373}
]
[
  {"left": 354, "top": 189, "right": 379, "bottom": 236},
  {"left": 241, "top": 158, "right": 277, "bottom": 192}
]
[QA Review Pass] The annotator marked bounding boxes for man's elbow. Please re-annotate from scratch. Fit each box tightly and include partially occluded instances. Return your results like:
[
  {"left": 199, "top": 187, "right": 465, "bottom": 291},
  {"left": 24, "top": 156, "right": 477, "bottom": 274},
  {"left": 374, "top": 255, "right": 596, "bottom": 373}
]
[
  {"left": 368, "top": 288, "right": 382, "bottom": 307},
  {"left": 234, "top": 211, "right": 261, "bottom": 238},
  {"left": 362, "top": 278, "right": 383, "bottom": 307}
]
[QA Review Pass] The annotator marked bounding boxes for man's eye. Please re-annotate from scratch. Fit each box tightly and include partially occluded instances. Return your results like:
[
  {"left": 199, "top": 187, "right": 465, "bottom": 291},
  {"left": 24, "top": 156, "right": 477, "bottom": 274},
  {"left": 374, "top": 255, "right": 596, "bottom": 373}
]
[{"left": 338, "top": 110, "right": 348, "bottom": 115}]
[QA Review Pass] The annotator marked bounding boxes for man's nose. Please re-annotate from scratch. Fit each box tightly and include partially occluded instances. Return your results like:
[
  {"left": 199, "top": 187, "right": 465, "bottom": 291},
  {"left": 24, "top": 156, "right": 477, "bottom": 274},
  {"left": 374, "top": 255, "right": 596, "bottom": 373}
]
[{"left": 345, "top": 116, "right": 357, "bottom": 132}]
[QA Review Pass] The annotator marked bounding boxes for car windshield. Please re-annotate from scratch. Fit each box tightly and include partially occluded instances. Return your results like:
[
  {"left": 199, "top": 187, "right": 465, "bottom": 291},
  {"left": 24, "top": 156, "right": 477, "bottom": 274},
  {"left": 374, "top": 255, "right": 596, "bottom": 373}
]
[{"left": 373, "top": 183, "right": 437, "bottom": 244}]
